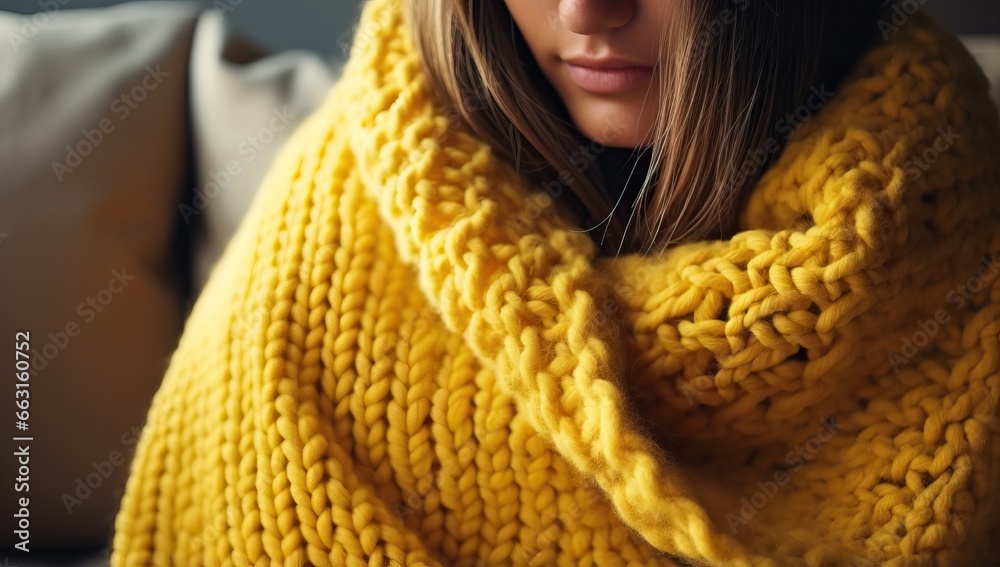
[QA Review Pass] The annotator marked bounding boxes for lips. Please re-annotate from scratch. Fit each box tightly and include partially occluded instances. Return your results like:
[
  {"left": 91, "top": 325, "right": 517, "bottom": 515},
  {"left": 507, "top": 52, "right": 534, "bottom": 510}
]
[{"left": 562, "top": 57, "right": 654, "bottom": 94}]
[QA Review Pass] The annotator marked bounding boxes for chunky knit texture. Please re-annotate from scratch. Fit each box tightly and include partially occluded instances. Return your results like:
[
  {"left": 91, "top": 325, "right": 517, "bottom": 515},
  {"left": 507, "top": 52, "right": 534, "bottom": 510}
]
[{"left": 111, "top": 1, "right": 1000, "bottom": 565}]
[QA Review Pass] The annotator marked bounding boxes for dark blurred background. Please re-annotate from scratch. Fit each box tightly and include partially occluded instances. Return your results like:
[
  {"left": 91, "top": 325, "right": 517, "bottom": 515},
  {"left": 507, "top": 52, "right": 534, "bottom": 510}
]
[
  {"left": 0, "top": 0, "right": 998, "bottom": 57},
  {"left": 0, "top": 0, "right": 363, "bottom": 55}
]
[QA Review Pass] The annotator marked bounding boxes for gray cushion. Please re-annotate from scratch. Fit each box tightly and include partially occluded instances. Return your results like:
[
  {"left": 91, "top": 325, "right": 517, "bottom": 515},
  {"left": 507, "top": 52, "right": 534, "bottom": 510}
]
[
  {"left": 0, "top": 2, "right": 199, "bottom": 551},
  {"left": 0, "top": 1, "right": 341, "bottom": 555}
]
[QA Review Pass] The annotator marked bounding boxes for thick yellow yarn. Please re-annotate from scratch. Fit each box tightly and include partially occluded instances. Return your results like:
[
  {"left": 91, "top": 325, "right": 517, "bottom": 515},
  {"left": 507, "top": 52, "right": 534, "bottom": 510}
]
[{"left": 111, "top": 1, "right": 1000, "bottom": 565}]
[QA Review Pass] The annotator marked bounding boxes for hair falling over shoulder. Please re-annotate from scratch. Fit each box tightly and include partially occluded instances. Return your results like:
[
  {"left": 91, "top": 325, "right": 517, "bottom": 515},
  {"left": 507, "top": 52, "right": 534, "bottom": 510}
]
[{"left": 405, "top": 0, "right": 885, "bottom": 255}]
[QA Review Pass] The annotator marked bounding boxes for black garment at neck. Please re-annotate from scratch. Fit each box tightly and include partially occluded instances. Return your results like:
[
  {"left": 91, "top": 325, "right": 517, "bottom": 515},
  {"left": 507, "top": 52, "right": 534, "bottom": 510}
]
[{"left": 588, "top": 145, "right": 653, "bottom": 254}]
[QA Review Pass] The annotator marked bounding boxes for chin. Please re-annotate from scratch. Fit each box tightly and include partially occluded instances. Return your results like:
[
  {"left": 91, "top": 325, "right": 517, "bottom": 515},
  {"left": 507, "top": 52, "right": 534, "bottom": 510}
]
[
  {"left": 565, "top": 98, "right": 654, "bottom": 148},
  {"left": 575, "top": 115, "right": 650, "bottom": 148}
]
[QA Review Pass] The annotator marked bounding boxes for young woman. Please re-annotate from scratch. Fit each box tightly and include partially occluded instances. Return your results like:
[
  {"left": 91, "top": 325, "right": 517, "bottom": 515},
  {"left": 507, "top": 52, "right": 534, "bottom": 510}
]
[{"left": 112, "top": 0, "right": 1000, "bottom": 565}]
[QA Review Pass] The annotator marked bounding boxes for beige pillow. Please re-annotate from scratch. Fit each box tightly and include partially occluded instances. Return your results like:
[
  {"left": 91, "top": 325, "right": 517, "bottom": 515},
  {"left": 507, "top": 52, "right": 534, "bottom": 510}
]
[
  {"left": 0, "top": 3, "right": 197, "bottom": 552},
  {"left": 961, "top": 35, "right": 1000, "bottom": 106},
  {"left": 186, "top": 10, "right": 341, "bottom": 294}
]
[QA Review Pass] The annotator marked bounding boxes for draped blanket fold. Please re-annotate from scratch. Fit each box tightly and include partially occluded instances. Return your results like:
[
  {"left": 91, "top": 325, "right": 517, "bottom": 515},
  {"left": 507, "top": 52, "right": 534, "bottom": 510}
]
[{"left": 112, "top": 1, "right": 1000, "bottom": 565}]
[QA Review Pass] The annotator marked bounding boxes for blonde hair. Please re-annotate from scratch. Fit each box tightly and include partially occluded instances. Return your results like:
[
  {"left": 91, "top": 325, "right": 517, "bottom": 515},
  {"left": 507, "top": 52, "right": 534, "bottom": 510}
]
[{"left": 405, "top": 0, "right": 882, "bottom": 254}]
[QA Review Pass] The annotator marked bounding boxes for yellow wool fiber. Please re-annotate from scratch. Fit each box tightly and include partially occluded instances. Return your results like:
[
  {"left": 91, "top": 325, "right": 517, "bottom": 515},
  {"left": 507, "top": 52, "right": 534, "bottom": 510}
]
[{"left": 112, "top": 1, "right": 1000, "bottom": 565}]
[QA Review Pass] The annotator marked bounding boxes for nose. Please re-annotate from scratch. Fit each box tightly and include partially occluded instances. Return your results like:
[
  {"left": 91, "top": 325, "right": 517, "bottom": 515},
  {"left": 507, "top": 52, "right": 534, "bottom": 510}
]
[{"left": 559, "top": 0, "right": 636, "bottom": 35}]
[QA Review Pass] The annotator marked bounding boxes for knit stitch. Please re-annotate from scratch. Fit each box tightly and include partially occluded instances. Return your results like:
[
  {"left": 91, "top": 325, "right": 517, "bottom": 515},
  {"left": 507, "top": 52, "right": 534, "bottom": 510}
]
[{"left": 111, "top": 1, "right": 1000, "bottom": 565}]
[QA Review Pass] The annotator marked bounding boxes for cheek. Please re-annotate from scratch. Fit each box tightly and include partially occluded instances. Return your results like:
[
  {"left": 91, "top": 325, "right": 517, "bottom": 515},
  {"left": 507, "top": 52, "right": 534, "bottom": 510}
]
[{"left": 503, "top": 0, "right": 556, "bottom": 56}]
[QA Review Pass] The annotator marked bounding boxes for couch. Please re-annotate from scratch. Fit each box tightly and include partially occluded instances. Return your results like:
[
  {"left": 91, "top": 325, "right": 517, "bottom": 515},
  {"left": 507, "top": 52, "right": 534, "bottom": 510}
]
[{"left": 0, "top": 3, "right": 340, "bottom": 564}]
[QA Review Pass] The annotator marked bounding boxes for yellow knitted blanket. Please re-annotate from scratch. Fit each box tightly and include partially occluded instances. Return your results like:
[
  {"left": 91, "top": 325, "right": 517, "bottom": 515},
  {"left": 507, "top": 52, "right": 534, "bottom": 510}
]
[{"left": 112, "top": 1, "right": 1000, "bottom": 565}]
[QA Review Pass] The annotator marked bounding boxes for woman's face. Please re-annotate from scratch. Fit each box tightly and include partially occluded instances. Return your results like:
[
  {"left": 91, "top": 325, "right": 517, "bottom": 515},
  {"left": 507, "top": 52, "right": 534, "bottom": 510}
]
[{"left": 503, "top": 0, "right": 666, "bottom": 148}]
